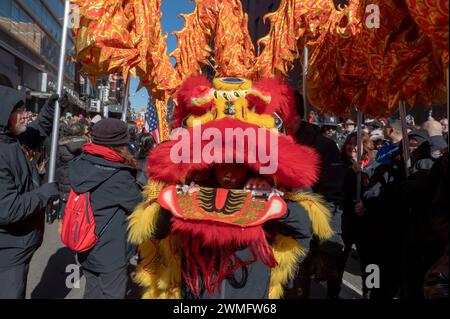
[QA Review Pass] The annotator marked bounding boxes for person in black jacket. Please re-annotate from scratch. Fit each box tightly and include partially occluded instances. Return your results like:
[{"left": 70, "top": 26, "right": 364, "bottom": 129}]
[
  {"left": 68, "top": 118, "right": 142, "bottom": 299},
  {"left": 135, "top": 132, "right": 156, "bottom": 189},
  {"left": 397, "top": 129, "right": 441, "bottom": 298},
  {"left": 0, "top": 84, "right": 62, "bottom": 298},
  {"left": 288, "top": 95, "right": 345, "bottom": 299},
  {"left": 354, "top": 120, "right": 406, "bottom": 299},
  {"left": 56, "top": 122, "right": 89, "bottom": 218},
  {"left": 127, "top": 123, "right": 139, "bottom": 158},
  {"left": 338, "top": 132, "right": 379, "bottom": 299}
]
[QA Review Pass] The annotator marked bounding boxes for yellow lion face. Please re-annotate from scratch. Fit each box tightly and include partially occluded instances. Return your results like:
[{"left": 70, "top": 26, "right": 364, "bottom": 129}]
[{"left": 183, "top": 77, "right": 284, "bottom": 132}]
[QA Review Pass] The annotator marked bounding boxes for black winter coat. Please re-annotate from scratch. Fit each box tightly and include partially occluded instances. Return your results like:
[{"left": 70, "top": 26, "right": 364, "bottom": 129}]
[
  {"left": 69, "top": 153, "right": 142, "bottom": 273},
  {"left": 341, "top": 156, "right": 380, "bottom": 257},
  {"left": 295, "top": 121, "right": 345, "bottom": 256},
  {"left": 0, "top": 86, "right": 59, "bottom": 270},
  {"left": 56, "top": 136, "right": 88, "bottom": 202}
]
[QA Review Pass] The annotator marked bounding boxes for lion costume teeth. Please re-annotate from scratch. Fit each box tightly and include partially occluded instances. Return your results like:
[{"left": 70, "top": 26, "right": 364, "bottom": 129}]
[{"left": 129, "top": 76, "right": 333, "bottom": 298}]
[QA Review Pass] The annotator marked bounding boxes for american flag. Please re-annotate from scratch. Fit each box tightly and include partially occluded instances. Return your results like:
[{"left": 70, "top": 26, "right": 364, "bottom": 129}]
[{"left": 145, "top": 96, "right": 160, "bottom": 144}]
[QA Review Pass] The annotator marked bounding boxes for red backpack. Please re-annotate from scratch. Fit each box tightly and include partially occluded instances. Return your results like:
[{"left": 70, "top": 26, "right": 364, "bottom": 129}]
[{"left": 61, "top": 190, "right": 97, "bottom": 252}]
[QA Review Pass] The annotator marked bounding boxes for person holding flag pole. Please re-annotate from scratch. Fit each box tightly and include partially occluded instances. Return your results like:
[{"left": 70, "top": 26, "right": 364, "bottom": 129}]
[
  {"left": 0, "top": 0, "right": 70, "bottom": 299},
  {"left": 338, "top": 108, "right": 379, "bottom": 299}
]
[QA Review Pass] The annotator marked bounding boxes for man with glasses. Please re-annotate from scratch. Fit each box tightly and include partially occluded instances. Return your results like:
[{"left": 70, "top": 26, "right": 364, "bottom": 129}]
[{"left": 0, "top": 78, "right": 65, "bottom": 298}]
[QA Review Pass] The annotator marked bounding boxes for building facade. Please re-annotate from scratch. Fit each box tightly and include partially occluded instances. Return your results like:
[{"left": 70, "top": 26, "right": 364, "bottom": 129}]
[
  {"left": 0, "top": 0, "right": 84, "bottom": 113},
  {"left": 83, "top": 73, "right": 128, "bottom": 119}
]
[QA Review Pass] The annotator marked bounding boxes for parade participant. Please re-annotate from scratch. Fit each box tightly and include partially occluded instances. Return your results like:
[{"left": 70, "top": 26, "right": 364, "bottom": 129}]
[
  {"left": 128, "top": 77, "right": 334, "bottom": 299},
  {"left": 344, "top": 119, "right": 356, "bottom": 136},
  {"left": 320, "top": 115, "right": 342, "bottom": 147},
  {"left": 136, "top": 133, "right": 156, "bottom": 189},
  {"left": 356, "top": 119, "right": 408, "bottom": 299},
  {"left": 67, "top": 118, "right": 142, "bottom": 299},
  {"left": 423, "top": 151, "right": 448, "bottom": 300},
  {"left": 370, "top": 129, "right": 385, "bottom": 152},
  {"left": 289, "top": 93, "right": 345, "bottom": 299},
  {"left": 338, "top": 132, "right": 378, "bottom": 299},
  {"left": 0, "top": 80, "right": 63, "bottom": 298},
  {"left": 398, "top": 129, "right": 442, "bottom": 299},
  {"left": 127, "top": 123, "right": 139, "bottom": 157}
]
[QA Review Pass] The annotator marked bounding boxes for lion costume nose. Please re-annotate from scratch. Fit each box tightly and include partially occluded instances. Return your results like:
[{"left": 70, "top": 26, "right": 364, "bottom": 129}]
[{"left": 224, "top": 101, "right": 236, "bottom": 115}]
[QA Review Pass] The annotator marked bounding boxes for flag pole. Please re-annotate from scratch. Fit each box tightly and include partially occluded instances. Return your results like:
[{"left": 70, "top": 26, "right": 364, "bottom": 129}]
[
  {"left": 121, "top": 74, "right": 131, "bottom": 122},
  {"left": 356, "top": 109, "right": 364, "bottom": 201},
  {"left": 48, "top": 0, "right": 70, "bottom": 183},
  {"left": 447, "top": 67, "right": 449, "bottom": 150},
  {"left": 399, "top": 100, "right": 410, "bottom": 178},
  {"left": 303, "top": 46, "right": 309, "bottom": 120}
]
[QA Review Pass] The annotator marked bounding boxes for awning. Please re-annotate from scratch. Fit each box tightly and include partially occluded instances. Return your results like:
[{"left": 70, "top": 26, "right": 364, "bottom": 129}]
[{"left": 28, "top": 90, "right": 86, "bottom": 109}]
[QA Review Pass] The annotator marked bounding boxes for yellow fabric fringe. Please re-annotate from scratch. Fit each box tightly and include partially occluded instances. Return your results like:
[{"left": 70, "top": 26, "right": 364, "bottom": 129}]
[
  {"left": 128, "top": 186, "right": 332, "bottom": 299},
  {"left": 128, "top": 180, "right": 166, "bottom": 245},
  {"left": 284, "top": 192, "right": 334, "bottom": 240}
]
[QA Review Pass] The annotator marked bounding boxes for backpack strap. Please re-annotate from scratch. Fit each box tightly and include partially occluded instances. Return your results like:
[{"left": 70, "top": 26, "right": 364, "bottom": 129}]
[{"left": 97, "top": 208, "right": 119, "bottom": 238}]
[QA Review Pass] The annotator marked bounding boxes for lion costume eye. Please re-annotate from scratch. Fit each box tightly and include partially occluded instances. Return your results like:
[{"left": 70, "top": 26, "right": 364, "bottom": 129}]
[
  {"left": 214, "top": 91, "right": 218, "bottom": 99},
  {"left": 223, "top": 92, "right": 229, "bottom": 100},
  {"left": 234, "top": 91, "right": 240, "bottom": 98}
]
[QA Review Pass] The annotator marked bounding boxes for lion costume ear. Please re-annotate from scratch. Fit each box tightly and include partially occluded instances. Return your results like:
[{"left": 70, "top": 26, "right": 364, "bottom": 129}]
[
  {"left": 173, "top": 75, "right": 213, "bottom": 128},
  {"left": 246, "top": 90, "right": 271, "bottom": 114},
  {"left": 251, "top": 78, "right": 297, "bottom": 127}
]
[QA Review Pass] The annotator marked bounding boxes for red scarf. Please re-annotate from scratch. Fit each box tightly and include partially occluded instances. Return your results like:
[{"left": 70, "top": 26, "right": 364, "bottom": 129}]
[
  {"left": 362, "top": 158, "right": 370, "bottom": 169},
  {"left": 83, "top": 143, "right": 124, "bottom": 163}
]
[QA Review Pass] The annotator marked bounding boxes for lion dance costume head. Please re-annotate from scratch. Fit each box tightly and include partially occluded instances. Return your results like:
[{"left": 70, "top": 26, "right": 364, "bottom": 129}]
[{"left": 128, "top": 76, "right": 333, "bottom": 299}]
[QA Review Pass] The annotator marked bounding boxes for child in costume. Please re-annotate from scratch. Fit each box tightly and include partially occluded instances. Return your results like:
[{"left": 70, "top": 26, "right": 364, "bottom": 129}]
[{"left": 128, "top": 77, "right": 334, "bottom": 299}]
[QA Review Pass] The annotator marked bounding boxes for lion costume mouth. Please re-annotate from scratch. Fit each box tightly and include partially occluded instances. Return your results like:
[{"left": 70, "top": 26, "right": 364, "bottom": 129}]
[
  {"left": 158, "top": 185, "right": 284, "bottom": 297},
  {"left": 158, "top": 185, "right": 287, "bottom": 227}
]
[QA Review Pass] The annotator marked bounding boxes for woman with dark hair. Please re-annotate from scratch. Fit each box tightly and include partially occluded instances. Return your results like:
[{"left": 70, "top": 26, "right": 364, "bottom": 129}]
[
  {"left": 337, "top": 131, "right": 378, "bottom": 299},
  {"left": 68, "top": 118, "right": 142, "bottom": 299}
]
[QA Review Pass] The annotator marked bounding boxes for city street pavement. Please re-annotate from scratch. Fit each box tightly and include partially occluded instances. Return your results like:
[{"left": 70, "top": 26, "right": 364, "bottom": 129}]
[
  {"left": 27, "top": 222, "right": 363, "bottom": 299},
  {"left": 26, "top": 221, "right": 85, "bottom": 299}
]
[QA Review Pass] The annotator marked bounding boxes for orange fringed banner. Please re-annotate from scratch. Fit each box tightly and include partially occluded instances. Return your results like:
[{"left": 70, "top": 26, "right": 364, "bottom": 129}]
[
  {"left": 255, "top": 0, "right": 359, "bottom": 79},
  {"left": 213, "top": 0, "right": 256, "bottom": 78},
  {"left": 71, "top": 0, "right": 449, "bottom": 121},
  {"left": 254, "top": 0, "right": 447, "bottom": 116},
  {"left": 286, "top": 0, "right": 448, "bottom": 116},
  {"left": 127, "top": 0, "right": 179, "bottom": 101},
  {"left": 170, "top": 0, "right": 217, "bottom": 82},
  {"left": 170, "top": 0, "right": 256, "bottom": 81},
  {"left": 405, "top": 0, "right": 449, "bottom": 66},
  {"left": 71, "top": 0, "right": 140, "bottom": 84}
]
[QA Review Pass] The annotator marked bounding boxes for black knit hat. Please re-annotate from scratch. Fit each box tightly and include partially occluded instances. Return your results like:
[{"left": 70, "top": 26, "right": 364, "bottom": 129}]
[{"left": 91, "top": 118, "right": 129, "bottom": 146}]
